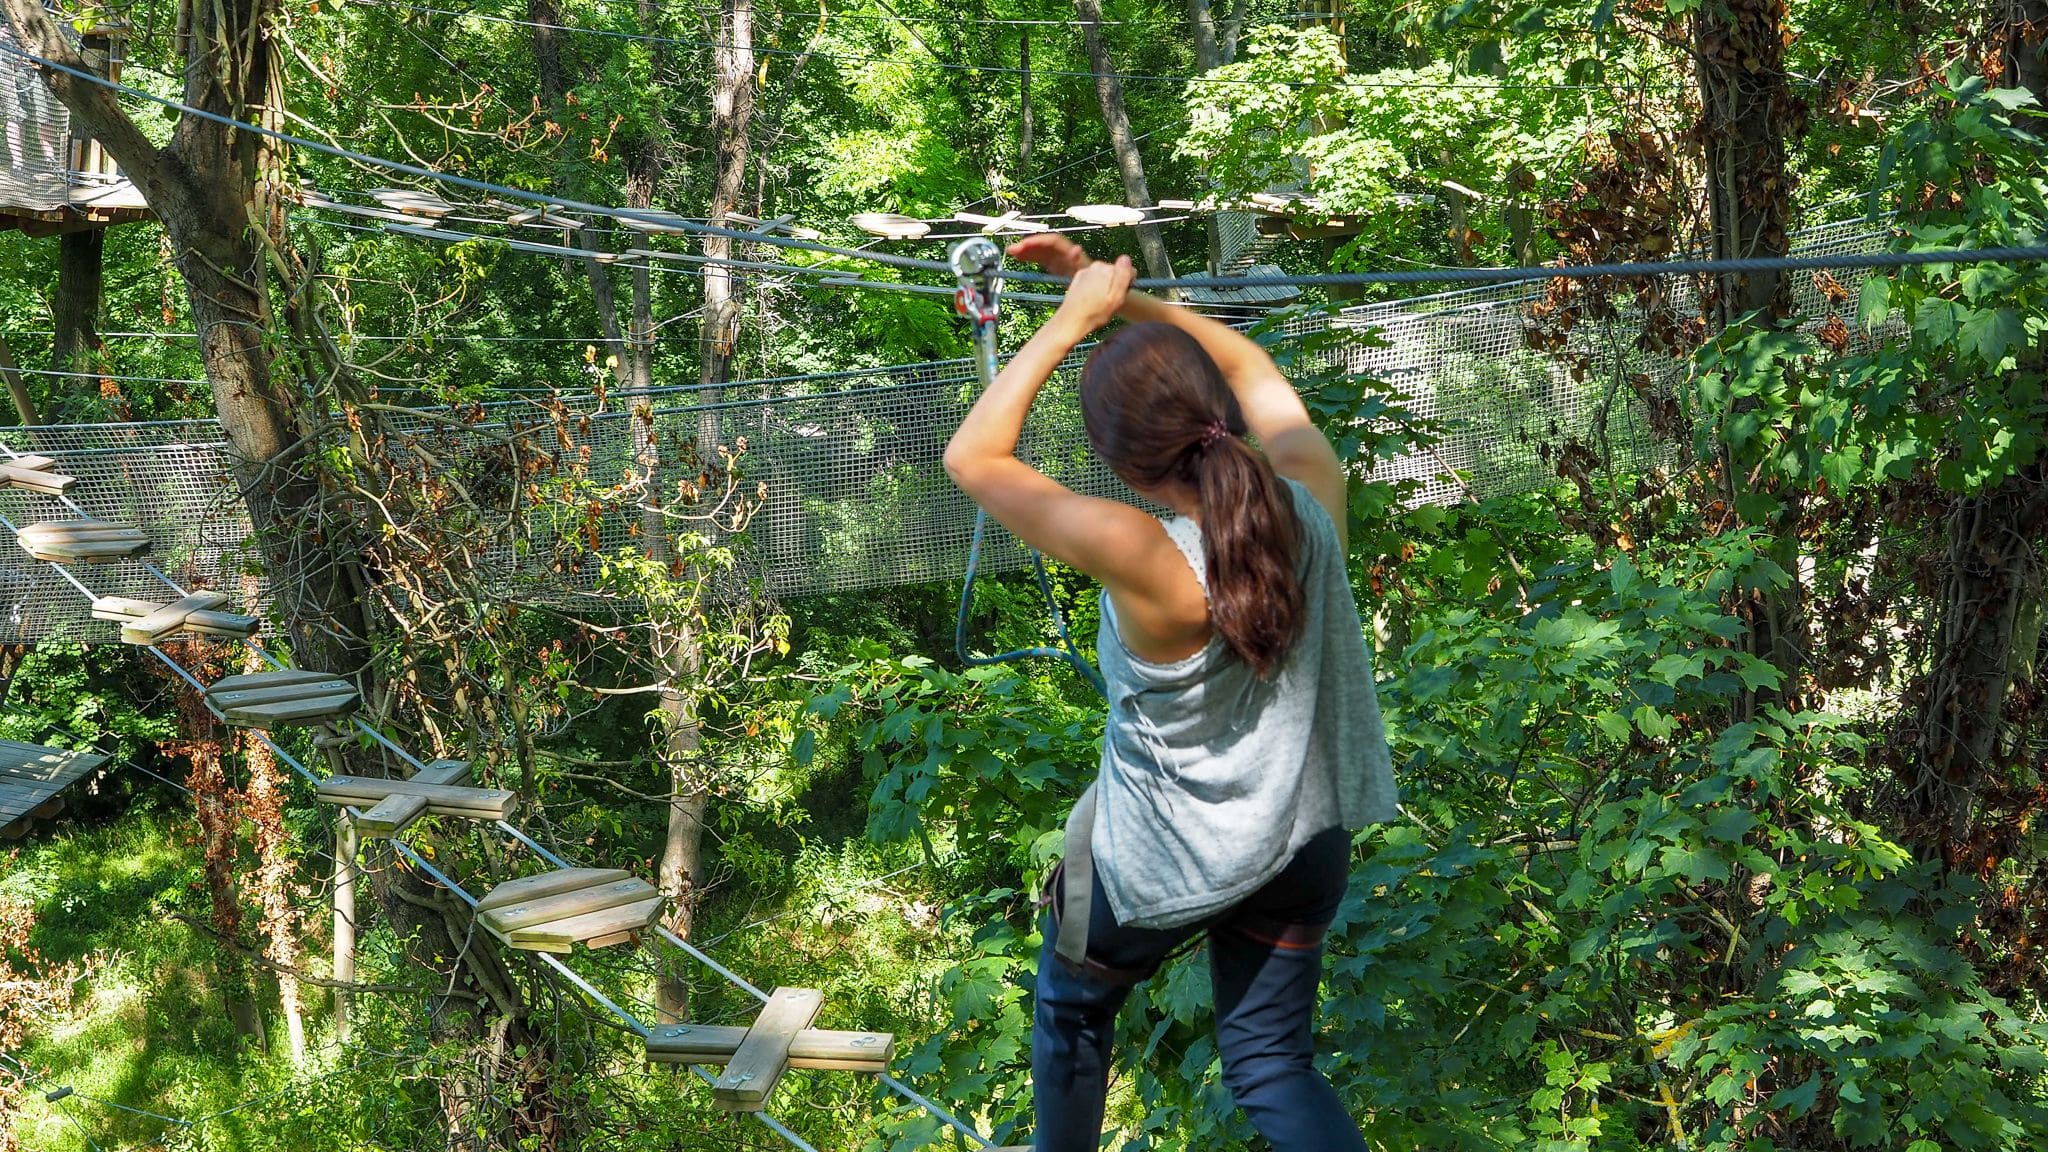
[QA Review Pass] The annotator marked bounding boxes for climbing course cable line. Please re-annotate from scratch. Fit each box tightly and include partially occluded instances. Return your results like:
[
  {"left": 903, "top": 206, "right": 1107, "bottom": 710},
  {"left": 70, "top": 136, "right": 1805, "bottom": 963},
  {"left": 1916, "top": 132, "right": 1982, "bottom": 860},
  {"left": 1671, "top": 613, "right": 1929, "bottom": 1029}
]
[
  {"left": 8, "top": 40, "right": 2040, "bottom": 303},
  {"left": 0, "top": 481, "right": 995, "bottom": 1151}
]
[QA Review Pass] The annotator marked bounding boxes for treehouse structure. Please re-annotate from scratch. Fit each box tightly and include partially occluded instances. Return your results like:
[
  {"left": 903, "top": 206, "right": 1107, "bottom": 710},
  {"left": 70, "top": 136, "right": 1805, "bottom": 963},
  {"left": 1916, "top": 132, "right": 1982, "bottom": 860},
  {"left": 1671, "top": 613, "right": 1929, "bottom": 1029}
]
[{"left": 0, "top": 22, "right": 148, "bottom": 236}]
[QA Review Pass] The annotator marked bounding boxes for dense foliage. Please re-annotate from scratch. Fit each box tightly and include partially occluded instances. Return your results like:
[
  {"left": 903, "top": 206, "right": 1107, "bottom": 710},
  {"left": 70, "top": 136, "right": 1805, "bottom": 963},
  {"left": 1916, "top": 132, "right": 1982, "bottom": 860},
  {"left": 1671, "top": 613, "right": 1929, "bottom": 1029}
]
[{"left": 1, "top": 0, "right": 2047, "bottom": 1149}]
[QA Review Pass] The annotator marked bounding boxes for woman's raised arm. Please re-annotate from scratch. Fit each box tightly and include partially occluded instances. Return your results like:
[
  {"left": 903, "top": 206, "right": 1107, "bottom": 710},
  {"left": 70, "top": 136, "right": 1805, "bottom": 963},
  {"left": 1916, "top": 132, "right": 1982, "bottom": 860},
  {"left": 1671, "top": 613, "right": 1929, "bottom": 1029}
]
[{"left": 1006, "top": 235, "right": 1348, "bottom": 551}]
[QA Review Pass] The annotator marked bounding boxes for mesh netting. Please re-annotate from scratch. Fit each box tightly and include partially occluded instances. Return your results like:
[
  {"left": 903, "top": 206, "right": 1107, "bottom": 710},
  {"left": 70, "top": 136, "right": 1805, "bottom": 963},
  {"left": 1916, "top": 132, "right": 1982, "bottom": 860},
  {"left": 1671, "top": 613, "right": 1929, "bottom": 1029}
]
[
  {"left": 0, "top": 219, "right": 1893, "bottom": 639},
  {"left": 0, "top": 25, "right": 72, "bottom": 212}
]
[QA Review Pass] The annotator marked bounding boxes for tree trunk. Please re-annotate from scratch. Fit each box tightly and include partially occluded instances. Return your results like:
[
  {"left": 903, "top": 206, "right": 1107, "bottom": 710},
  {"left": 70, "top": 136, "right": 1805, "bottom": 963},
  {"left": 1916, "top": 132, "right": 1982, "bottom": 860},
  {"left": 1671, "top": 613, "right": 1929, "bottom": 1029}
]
[
  {"left": 2007, "top": 1, "right": 2048, "bottom": 98},
  {"left": 1692, "top": 0, "right": 1793, "bottom": 328},
  {"left": 1188, "top": 0, "right": 1220, "bottom": 72},
  {"left": 52, "top": 230, "right": 104, "bottom": 376},
  {"left": 1019, "top": 35, "right": 1033, "bottom": 179},
  {"left": 1691, "top": 0, "right": 1803, "bottom": 709},
  {"left": 331, "top": 808, "right": 357, "bottom": 1040},
  {"left": 653, "top": 0, "right": 752, "bottom": 1024},
  {"left": 1908, "top": 467, "right": 2048, "bottom": 863},
  {"left": 1221, "top": 0, "right": 1250, "bottom": 62},
  {"left": 1075, "top": 0, "right": 1174, "bottom": 284}
]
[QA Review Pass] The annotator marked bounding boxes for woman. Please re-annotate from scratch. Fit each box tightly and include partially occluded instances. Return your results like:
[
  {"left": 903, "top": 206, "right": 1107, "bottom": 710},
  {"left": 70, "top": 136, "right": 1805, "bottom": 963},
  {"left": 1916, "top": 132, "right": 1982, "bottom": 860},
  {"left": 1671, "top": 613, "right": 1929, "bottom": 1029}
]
[{"left": 943, "top": 235, "right": 1396, "bottom": 1152}]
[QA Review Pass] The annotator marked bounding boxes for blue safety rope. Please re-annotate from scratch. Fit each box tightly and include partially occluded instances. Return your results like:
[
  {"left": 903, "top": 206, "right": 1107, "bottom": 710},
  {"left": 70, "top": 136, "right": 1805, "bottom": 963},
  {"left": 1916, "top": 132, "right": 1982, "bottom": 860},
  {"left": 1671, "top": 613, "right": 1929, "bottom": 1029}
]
[{"left": 948, "top": 239, "right": 1107, "bottom": 698}]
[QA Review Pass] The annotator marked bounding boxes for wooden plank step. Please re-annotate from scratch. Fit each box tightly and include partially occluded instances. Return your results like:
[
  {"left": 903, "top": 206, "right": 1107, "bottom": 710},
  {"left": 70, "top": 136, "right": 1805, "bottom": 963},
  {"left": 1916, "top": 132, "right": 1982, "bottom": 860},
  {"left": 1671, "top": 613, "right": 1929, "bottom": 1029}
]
[
  {"left": 16, "top": 521, "right": 149, "bottom": 563},
  {"left": 714, "top": 987, "right": 824, "bottom": 1112},
  {"left": 209, "top": 678, "right": 356, "bottom": 709},
  {"left": 92, "top": 596, "right": 259, "bottom": 640},
  {"left": 336, "top": 761, "right": 482, "bottom": 837},
  {"left": 205, "top": 670, "right": 361, "bottom": 727},
  {"left": 16, "top": 521, "right": 143, "bottom": 543},
  {"left": 354, "top": 793, "right": 427, "bottom": 837},
  {"left": 0, "top": 457, "right": 77, "bottom": 494},
  {"left": 369, "top": 188, "right": 456, "bottom": 217},
  {"left": 415, "top": 759, "right": 471, "bottom": 786},
  {"left": 479, "top": 877, "right": 655, "bottom": 933},
  {"left": 207, "top": 669, "right": 343, "bottom": 693},
  {"left": 476, "top": 867, "right": 629, "bottom": 912},
  {"left": 646, "top": 1025, "right": 894, "bottom": 1071},
  {"left": 501, "top": 893, "right": 663, "bottom": 953},
  {"left": 118, "top": 591, "right": 230, "bottom": 645},
  {"left": 315, "top": 776, "right": 515, "bottom": 820},
  {"left": 219, "top": 693, "right": 359, "bottom": 727}
]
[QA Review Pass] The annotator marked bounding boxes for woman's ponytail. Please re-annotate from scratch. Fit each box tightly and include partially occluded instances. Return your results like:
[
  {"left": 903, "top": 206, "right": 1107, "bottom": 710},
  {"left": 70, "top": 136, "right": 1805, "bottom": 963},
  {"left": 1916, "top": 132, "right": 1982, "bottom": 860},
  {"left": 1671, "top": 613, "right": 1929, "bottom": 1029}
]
[
  {"left": 1080, "top": 321, "right": 1307, "bottom": 678},
  {"left": 1191, "top": 432, "right": 1303, "bottom": 678}
]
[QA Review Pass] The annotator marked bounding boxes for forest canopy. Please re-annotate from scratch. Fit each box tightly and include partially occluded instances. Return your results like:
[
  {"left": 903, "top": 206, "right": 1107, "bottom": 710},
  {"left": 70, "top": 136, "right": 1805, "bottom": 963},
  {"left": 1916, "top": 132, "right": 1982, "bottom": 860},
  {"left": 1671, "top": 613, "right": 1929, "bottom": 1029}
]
[{"left": 0, "top": 0, "right": 2047, "bottom": 1150}]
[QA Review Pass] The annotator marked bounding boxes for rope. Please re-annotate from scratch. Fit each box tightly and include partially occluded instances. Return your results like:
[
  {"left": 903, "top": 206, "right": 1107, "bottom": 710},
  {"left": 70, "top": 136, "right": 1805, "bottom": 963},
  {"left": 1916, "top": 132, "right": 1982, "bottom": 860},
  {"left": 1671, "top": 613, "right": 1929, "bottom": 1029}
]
[
  {"left": 947, "top": 239, "right": 1108, "bottom": 697},
  {"left": 0, "top": 40, "right": 953, "bottom": 276},
  {"left": 9, "top": 37, "right": 2014, "bottom": 302}
]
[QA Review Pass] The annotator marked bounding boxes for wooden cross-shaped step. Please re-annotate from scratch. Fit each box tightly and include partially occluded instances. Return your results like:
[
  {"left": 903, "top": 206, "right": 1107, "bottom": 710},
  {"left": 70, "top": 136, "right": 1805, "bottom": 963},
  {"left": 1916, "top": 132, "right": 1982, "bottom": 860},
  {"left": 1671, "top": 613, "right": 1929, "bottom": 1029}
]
[
  {"left": 92, "top": 593, "right": 259, "bottom": 645},
  {"left": 0, "top": 455, "right": 77, "bottom": 495},
  {"left": 645, "top": 1005, "right": 895, "bottom": 1101},
  {"left": 651, "top": 987, "right": 893, "bottom": 1112},
  {"left": 313, "top": 760, "right": 504, "bottom": 837},
  {"left": 475, "top": 867, "right": 663, "bottom": 954},
  {"left": 15, "top": 520, "right": 148, "bottom": 564},
  {"left": 203, "top": 670, "right": 360, "bottom": 728}
]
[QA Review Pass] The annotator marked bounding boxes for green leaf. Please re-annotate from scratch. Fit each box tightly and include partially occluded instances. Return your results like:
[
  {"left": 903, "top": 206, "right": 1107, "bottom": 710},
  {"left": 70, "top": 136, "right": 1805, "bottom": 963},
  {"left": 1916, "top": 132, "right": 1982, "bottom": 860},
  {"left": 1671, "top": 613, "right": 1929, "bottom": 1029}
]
[
  {"left": 1767, "top": 1072, "right": 1823, "bottom": 1117},
  {"left": 1960, "top": 306, "right": 2024, "bottom": 366},
  {"left": 1702, "top": 808, "right": 1758, "bottom": 842},
  {"left": 1857, "top": 276, "right": 1890, "bottom": 330},
  {"left": 1594, "top": 710, "right": 1631, "bottom": 742},
  {"left": 1649, "top": 652, "right": 1705, "bottom": 686},
  {"left": 1466, "top": 38, "right": 1503, "bottom": 74},
  {"left": 791, "top": 729, "right": 817, "bottom": 767},
  {"left": 1913, "top": 299, "right": 1958, "bottom": 345}
]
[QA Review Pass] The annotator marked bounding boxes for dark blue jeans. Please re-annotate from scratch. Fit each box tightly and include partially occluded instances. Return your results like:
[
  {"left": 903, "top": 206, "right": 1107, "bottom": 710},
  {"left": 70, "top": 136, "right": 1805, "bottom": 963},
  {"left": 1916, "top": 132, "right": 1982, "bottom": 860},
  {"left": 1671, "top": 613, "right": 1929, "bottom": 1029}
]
[{"left": 1031, "top": 825, "right": 1369, "bottom": 1152}]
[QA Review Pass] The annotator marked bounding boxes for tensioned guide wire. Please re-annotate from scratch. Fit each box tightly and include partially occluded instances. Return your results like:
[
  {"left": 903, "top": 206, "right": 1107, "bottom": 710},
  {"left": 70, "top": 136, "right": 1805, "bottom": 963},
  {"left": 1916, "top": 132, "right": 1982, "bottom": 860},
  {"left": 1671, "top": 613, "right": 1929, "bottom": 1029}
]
[{"left": 0, "top": 41, "right": 2040, "bottom": 290}]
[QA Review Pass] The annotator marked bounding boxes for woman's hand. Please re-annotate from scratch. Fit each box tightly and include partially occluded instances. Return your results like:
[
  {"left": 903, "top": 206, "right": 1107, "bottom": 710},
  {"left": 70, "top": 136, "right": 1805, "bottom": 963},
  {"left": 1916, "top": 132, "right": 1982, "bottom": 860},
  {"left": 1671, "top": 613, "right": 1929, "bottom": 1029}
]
[
  {"left": 1007, "top": 234, "right": 1094, "bottom": 277},
  {"left": 1053, "top": 255, "right": 1134, "bottom": 335}
]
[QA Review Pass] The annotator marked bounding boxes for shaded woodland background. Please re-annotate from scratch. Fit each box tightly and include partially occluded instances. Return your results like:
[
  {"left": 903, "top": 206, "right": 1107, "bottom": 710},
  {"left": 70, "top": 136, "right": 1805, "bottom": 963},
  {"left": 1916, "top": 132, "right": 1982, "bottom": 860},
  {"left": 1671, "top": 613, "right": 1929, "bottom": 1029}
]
[{"left": 2, "top": 0, "right": 2048, "bottom": 1149}]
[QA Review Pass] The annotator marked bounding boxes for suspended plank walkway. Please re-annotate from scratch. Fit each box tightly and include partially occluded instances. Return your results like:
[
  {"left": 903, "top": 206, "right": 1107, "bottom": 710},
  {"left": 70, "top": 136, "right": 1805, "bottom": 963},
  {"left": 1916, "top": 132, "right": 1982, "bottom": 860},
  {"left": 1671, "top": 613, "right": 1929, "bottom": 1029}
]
[{"left": 0, "top": 739, "right": 109, "bottom": 835}]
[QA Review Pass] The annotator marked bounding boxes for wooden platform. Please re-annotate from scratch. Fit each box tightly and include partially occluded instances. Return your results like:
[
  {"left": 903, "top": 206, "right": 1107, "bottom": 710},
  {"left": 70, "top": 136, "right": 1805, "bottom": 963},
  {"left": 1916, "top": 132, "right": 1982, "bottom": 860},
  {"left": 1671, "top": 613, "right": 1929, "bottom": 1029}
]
[
  {"left": 203, "top": 670, "right": 359, "bottom": 728},
  {"left": 475, "top": 867, "right": 663, "bottom": 953},
  {"left": 15, "top": 520, "right": 150, "bottom": 564},
  {"left": 314, "top": 761, "right": 512, "bottom": 837},
  {"left": 92, "top": 593, "right": 259, "bottom": 645},
  {"left": 645, "top": 985, "right": 896, "bottom": 1112},
  {"left": 0, "top": 739, "right": 110, "bottom": 835}
]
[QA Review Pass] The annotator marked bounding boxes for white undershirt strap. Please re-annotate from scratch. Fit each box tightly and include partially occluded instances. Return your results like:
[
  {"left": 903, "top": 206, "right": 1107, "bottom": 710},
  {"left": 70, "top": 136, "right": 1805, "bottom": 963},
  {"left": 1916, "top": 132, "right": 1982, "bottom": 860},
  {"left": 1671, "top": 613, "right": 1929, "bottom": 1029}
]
[{"left": 1159, "top": 515, "right": 1209, "bottom": 601}]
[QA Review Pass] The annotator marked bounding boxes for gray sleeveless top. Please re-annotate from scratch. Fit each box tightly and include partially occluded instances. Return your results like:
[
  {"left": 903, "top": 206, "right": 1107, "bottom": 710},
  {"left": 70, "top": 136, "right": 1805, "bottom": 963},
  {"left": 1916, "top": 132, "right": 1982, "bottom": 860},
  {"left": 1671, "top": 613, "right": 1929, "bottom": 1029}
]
[{"left": 1091, "top": 478, "right": 1397, "bottom": 929}]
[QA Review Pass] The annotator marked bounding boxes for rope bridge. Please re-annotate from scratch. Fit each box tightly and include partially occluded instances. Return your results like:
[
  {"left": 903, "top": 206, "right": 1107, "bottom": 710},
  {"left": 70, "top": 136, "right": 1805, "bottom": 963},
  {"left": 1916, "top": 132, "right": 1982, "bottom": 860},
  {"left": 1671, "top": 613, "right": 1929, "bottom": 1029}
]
[{"left": 0, "top": 216, "right": 1887, "bottom": 641}]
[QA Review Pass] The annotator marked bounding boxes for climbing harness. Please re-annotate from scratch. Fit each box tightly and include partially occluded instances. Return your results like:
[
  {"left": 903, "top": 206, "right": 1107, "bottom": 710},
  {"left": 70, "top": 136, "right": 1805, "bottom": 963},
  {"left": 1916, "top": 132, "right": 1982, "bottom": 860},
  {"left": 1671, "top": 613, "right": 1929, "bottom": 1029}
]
[
  {"left": 948, "top": 237, "right": 1106, "bottom": 698},
  {"left": 947, "top": 237, "right": 1111, "bottom": 975}
]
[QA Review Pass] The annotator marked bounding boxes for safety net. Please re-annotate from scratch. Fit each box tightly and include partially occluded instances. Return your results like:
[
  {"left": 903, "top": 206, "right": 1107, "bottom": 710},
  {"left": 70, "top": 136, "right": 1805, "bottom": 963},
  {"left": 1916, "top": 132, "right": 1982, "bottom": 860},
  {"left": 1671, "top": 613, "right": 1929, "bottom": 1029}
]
[{"left": 0, "top": 216, "right": 1891, "bottom": 640}]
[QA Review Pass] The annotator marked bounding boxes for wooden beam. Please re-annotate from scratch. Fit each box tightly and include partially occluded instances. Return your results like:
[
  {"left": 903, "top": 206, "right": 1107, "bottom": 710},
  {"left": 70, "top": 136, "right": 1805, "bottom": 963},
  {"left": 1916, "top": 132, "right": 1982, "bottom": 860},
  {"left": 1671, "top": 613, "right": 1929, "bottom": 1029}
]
[
  {"left": 0, "top": 335, "right": 46, "bottom": 427},
  {"left": 346, "top": 760, "right": 473, "bottom": 837},
  {"left": 501, "top": 894, "right": 662, "bottom": 952},
  {"left": 0, "top": 458, "right": 78, "bottom": 495},
  {"left": 714, "top": 987, "right": 824, "bottom": 1111},
  {"left": 476, "top": 867, "right": 630, "bottom": 912},
  {"left": 118, "top": 591, "right": 231, "bottom": 644},
  {"left": 314, "top": 775, "right": 515, "bottom": 819},
  {"left": 91, "top": 594, "right": 257, "bottom": 640},
  {"left": 353, "top": 792, "right": 428, "bottom": 837},
  {"left": 479, "top": 877, "right": 655, "bottom": 932},
  {"left": 646, "top": 1025, "right": 894, "bottom": 1071}
]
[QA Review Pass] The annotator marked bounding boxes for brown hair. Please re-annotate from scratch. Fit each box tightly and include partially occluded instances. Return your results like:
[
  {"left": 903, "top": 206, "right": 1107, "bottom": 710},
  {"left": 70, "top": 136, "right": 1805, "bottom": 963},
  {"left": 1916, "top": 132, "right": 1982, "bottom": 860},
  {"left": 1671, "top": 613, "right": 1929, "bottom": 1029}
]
[{"left": 1079, "top": 322, "right": 1304, "bottom": 676}]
